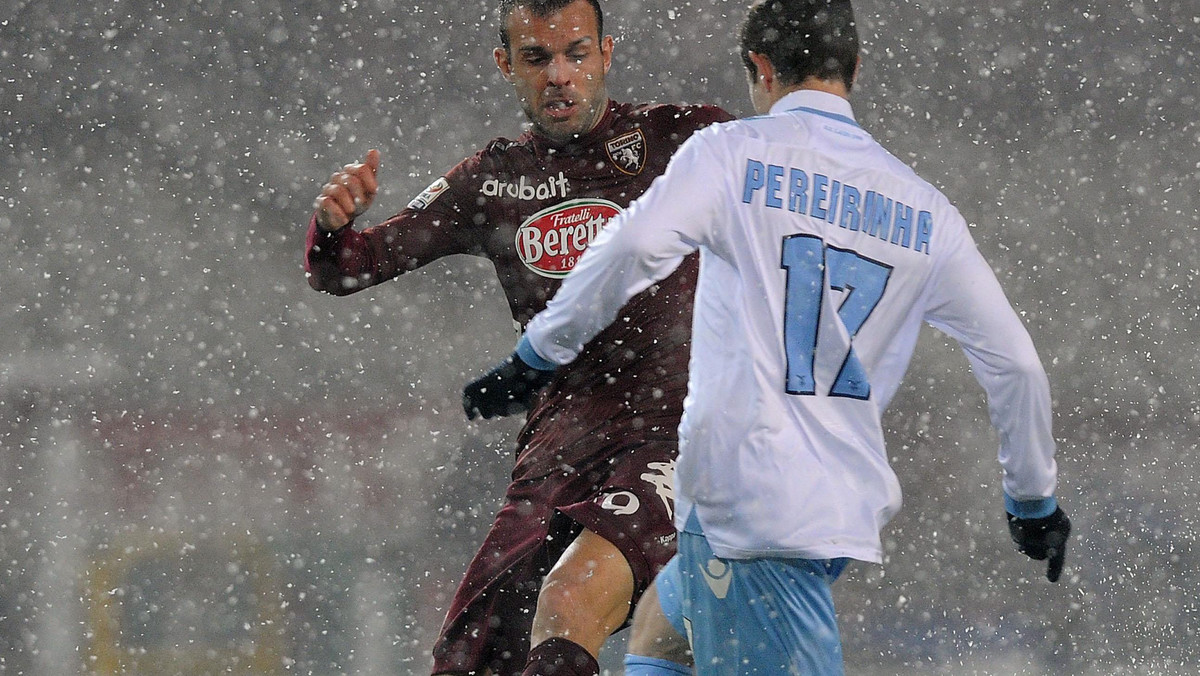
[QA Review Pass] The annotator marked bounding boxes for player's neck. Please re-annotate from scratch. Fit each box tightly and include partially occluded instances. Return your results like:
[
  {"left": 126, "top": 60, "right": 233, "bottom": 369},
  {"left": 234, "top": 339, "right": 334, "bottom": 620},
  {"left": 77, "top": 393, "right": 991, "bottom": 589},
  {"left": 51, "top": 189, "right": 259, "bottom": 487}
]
[{"left": 773, "top": 78, "right": 850, "bottom": 107}]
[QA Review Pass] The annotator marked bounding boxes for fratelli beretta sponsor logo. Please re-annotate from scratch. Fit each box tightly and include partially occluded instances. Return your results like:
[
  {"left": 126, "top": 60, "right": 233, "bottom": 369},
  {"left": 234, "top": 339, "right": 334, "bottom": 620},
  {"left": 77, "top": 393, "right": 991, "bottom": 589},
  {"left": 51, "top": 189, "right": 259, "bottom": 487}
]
[{"left": 515, "top": 198, "right": 622, "bottom": 278}]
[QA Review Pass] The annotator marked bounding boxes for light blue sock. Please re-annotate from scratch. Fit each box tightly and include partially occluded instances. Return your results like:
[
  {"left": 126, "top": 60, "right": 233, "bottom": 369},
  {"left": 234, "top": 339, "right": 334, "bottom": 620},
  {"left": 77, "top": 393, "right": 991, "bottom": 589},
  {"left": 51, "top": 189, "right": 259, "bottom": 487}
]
[{"left": 623, "top": 654, "right": 691, "bottom": 675}]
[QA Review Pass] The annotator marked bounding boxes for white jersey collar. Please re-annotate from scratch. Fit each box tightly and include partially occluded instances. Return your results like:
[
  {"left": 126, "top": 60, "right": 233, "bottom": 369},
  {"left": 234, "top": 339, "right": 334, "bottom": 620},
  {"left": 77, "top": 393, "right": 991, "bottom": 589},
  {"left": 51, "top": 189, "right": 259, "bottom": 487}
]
[{"left": 769, "top": 90, "right": 858, "bottom": 127}]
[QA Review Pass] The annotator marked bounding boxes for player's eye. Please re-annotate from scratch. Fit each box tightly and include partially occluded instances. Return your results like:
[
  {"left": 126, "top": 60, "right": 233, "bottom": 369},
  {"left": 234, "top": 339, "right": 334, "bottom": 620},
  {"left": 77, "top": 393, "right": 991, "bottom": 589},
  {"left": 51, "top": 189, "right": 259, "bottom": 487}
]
[{"left": 521, "top": 51, "right": 550, "bottom": 66}]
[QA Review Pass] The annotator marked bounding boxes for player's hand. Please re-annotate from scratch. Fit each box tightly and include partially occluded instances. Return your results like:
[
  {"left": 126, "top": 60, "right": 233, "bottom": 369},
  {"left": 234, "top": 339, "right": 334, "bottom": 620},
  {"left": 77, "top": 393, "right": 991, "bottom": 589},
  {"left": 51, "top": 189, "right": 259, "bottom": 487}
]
[
  {"left": 1007, "top": 507, "right": 1071, "bottom": 582},
  {"left": 463, "top": 352, "right": 555, "bottom": 420},
  {"left": 314, "top": 149, "right": 380, "bottom": 231}
]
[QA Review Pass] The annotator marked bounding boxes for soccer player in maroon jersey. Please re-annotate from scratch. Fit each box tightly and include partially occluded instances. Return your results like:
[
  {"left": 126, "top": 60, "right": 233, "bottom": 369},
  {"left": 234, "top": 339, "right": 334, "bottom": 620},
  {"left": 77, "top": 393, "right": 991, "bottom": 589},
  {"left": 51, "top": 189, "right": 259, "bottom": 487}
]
[{"left": 304, "top": 1, "right": 731, "bottom": 674}]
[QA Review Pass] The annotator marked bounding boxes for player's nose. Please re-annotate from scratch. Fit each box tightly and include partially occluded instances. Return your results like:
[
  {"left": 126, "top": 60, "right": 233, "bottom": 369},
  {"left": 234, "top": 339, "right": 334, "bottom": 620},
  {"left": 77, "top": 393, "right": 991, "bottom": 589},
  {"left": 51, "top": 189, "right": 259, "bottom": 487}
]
[{"left": 545, "top": 56, "right": 573, "bottom": 86}]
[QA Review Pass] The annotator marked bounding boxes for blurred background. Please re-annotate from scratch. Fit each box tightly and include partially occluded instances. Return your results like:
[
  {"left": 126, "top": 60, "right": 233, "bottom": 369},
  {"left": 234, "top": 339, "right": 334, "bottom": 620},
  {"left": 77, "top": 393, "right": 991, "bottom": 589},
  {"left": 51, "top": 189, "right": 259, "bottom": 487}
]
[{"left": 2, "top": 0, "right": 1197, "bottom": 673}]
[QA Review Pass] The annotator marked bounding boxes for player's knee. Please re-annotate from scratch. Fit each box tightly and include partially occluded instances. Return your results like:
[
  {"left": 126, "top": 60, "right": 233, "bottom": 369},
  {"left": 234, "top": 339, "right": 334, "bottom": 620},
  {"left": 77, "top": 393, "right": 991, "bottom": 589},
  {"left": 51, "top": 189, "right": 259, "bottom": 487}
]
[
  {"left": 534, "top": 556, "right": 634, "bottom": 643},
  {"left": 543, "top": 532, "right": 634, "bottom": 611},
  {"left": 535, "top": 573, "right": 578, "bottom": 619},
  {"left": 538, "top": 560, "right": 629, "bottom": 615},
  {"left": 627, "top": 590, "right": 692, "bottom": 665},
  {"left": 628, "top": 622, "right": 692, "bottom": 665}
]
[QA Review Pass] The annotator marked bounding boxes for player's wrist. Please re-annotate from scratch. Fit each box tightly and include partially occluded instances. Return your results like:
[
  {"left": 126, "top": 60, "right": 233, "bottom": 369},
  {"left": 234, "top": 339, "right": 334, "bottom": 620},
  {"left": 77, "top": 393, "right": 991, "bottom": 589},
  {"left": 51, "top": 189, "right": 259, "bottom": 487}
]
[
  {"left": 516, "top": 335, "right": 558, "bottom": 371},
  {"left": 316, "top": 216, "right": 351, "bottom": 233},
  {"left": 462, "top": 341, "right": 557, "bottom": 420},
  {"left": 1004, "top": 494, "right": 1058, "bottom": 520},
  {"left": 312, "top": 211, "right": 348, "bottom": 234}
]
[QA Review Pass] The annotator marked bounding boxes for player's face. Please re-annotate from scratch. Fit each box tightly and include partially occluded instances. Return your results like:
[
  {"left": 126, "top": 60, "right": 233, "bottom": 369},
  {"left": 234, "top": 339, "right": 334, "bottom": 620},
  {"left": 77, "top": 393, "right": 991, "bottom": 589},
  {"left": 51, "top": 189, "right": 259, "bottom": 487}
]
[{"left": 495, "top": 0, "right": 613, "bottom": 144}]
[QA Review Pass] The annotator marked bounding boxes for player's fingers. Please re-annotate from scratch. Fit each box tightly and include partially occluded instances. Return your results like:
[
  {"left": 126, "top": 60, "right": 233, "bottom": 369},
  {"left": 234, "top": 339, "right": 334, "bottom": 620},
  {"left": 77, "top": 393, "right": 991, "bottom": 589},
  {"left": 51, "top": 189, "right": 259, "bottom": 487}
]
[
  {"left": 315, "top": 195, "right": 350, "bottom": 230},
  {"left": 463, "top": 385, "right": 484, "bottom": 420},
  {"left": 336, "top": 172, "right": 369, "bottom": 208},
  {"left": 364, "top": 148, "right": 381, "bottom": 176},
  {"left": 1046, "top": 544, "right": 1065, "bottom": 582},
  {"left": 322, "top": 180, "right": 357, "bottom": 217},
  {"left": 359, "top": 162, "right": 379, "bottom": 197},
  {"left": 351, "top": 163, "right": 378, "bottom": 202},
  {"left": 339, "top": 164, "right": 377, "bottom": 210}
]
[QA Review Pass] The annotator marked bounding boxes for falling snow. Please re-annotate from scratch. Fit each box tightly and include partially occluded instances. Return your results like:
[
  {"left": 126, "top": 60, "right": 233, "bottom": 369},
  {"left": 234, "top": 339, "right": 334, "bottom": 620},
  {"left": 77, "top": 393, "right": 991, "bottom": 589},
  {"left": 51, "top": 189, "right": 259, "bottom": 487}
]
[{"left": 1, "top": 1, "right": 1198, "bottom": 674}]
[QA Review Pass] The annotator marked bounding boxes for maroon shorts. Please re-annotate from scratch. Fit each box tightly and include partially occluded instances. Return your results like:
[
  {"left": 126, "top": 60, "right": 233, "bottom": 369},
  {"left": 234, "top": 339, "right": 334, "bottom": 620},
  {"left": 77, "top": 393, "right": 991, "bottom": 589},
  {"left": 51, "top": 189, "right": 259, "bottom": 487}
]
[{"left": 430, "top": 440, "right": 678, "bottom": 675}]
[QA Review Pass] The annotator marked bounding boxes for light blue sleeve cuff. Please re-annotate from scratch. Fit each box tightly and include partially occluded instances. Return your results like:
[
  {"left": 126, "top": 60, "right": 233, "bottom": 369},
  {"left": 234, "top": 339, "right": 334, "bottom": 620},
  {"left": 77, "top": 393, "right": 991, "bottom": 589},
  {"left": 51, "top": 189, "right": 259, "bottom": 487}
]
[
  {"left": 623, "top": 656, "right": 692, "bottom": 676},
  {"left": 516, "top": 335, "right": 558, "bottom": 371},
  {"left": 1005, "top": 494, "right": 1058, "bottom": 519}
]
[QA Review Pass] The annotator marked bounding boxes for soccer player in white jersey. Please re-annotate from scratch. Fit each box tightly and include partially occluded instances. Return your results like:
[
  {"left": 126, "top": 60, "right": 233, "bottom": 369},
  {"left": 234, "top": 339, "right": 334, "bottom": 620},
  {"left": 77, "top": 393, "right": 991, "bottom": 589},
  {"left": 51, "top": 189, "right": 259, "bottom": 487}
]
[{"left": 463, "top": 0, "right": 1072, "bottom": 672}]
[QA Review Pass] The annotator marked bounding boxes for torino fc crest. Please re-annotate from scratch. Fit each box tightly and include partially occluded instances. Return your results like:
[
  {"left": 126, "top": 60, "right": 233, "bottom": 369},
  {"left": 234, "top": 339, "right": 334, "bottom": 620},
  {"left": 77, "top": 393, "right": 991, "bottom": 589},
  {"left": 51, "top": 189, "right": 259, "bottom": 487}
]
[{"left": 605, "top": 129, "right": 646, "bottom": 175}]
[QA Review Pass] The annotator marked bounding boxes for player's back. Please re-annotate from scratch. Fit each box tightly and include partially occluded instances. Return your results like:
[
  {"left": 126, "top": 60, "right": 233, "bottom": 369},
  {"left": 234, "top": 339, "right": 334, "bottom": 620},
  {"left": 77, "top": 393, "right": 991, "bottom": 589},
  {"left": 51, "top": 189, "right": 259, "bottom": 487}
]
[
  {"left": 675, "top": 90, "right": 976, "bottom": 562},
  {"left": 523, "top": 90, "right": 1050, "bottom": 565}
]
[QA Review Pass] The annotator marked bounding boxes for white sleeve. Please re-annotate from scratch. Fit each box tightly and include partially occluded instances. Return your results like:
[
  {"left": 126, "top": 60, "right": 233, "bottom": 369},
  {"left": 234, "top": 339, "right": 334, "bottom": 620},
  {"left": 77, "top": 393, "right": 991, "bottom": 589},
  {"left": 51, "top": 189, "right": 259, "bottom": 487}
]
[
  {"left": 524, "top": 132, "right": 727, "bottom": 365},
  {"left": 922, "top": 229, "right": 1058, "bottom": 504}
]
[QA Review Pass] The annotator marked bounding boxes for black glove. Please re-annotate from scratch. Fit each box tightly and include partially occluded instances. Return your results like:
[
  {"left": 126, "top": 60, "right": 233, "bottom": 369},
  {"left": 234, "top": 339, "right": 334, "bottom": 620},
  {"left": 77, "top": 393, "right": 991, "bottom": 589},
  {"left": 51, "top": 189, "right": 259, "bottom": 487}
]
[
  {"left": 463, "top": 351, "right": 555, "bottom": 420},
  {"left": 1007, "top": 507, "right": 1071, "bottom": 582}
]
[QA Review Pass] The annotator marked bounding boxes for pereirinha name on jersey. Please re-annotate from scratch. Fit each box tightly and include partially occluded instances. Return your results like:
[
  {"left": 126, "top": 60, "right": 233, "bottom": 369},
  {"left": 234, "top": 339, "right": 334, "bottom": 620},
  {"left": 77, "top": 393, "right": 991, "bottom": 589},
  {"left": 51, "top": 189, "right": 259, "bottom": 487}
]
[{"left": 742, "top": 159, "right": 933, "bottom": 255}]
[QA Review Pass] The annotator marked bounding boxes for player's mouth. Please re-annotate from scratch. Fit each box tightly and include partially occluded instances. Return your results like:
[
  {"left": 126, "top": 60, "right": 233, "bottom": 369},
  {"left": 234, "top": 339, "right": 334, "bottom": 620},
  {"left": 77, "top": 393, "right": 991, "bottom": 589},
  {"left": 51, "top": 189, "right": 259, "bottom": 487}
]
[{"left": 543, "top": 98, "right": 578, "bottom": 120}]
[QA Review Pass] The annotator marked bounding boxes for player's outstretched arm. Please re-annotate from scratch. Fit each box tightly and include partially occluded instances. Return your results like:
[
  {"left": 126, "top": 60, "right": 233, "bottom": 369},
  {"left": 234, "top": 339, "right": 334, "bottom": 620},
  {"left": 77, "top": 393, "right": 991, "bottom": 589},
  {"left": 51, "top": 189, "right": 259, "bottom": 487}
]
[
  {"left": 305, "top": 148, "right": 482, "bottom": 296},
  {"left": 921, "top": 223, "right": 1068, "bottom": 582},
  {"left": 304, "top": 148, "right": 412, "bottom": 295},
  {"left": 314, "top": 149, "right": 380, "bottom": 231}
]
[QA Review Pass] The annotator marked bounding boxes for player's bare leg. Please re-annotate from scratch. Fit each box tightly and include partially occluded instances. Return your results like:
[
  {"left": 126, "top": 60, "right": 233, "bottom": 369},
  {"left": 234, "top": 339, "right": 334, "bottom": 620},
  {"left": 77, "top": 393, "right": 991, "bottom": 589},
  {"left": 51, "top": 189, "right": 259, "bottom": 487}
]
[
  {"left": 625, "top": 579, "right": 693, "bottom": 673},
  {"left": 522, "top": 528, "right": 634, "bottom": 674}
]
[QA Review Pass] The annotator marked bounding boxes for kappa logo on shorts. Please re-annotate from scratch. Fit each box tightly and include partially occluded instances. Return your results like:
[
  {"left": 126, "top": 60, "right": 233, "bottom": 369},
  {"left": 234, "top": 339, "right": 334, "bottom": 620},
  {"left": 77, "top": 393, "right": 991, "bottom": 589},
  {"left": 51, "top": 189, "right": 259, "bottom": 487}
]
[
  {"left": 407, "top": 177, "right": 449, "bottom": 210},
  {"left": 640, "top": 459, "right": 676, "bottom": 519},
  {"left": 700, "top": 558, "right": 732, "bottom": 599},
  {"left": 605, "top": 129, "right": 646, "bottom": 175},
  {"left": 600, "top": 491, "right": 640, "bottom": 516}
]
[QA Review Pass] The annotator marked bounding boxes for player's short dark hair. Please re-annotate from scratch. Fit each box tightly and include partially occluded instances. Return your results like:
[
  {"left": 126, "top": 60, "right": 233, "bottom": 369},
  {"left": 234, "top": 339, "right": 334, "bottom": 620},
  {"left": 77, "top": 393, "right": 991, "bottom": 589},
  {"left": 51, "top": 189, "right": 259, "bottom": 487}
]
[
  {"left": 739, "top": 0, "right": 859, "bottom": 90},
  {"left": 497, "top": 0, "right": 605, "bottom": 53}
]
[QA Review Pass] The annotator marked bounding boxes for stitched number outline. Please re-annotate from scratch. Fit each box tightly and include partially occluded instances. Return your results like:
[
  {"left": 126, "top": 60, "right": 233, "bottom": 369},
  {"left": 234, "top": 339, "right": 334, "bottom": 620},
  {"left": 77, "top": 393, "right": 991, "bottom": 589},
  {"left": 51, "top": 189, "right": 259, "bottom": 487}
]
[{"left": 780, "top": 235, "right": 892, "bottom": 399}]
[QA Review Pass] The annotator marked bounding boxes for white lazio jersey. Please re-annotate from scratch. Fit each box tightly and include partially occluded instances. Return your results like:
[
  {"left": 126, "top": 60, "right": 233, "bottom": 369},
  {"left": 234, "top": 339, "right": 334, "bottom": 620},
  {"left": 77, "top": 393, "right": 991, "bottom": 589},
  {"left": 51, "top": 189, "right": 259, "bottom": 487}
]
[{"left": 524, "top": 90, "right": 1057, "bottom": 562}]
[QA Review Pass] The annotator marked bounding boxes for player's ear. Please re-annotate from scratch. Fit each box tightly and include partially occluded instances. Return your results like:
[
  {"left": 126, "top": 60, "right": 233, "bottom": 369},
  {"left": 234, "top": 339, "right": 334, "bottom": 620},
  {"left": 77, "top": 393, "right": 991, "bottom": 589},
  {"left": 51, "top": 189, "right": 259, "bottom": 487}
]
[
  {"left": 600, "top": 34, "right": 614, "bottom": 74},
  {"left": 748, "top": 51, "right": 775, "bottom": 90},
  {"left": 494, "top": 47, "right": 514, "bottom": 81}
]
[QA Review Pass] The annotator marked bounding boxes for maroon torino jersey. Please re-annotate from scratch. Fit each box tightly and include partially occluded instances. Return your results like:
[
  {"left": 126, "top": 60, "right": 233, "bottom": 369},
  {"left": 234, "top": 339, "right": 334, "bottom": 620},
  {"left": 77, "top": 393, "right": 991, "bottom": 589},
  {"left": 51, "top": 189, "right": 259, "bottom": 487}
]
[{"left": 307, "top": 100, "right": 732, "bottom": 479}]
